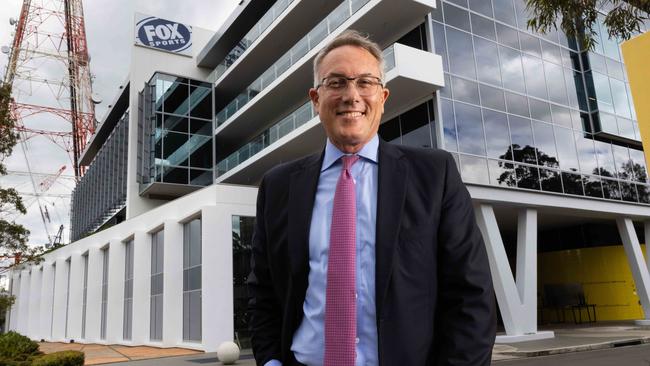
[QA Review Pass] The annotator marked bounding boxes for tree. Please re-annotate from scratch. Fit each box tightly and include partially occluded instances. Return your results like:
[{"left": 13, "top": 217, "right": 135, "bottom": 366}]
[
  {"left": 526, "top": 0, "right": 650, "bottom": 50},
  {"left": 0, "top": 83, "right": 41, "bottom": 265}
]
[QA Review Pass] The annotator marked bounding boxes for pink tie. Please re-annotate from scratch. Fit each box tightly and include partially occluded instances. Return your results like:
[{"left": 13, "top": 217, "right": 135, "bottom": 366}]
[{"left": 324, "top": 155, "right": 359, "bottom": 366}]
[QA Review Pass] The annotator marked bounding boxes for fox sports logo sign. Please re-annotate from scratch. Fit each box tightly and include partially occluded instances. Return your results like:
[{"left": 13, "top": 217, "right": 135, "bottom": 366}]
[{"left": 135, "top": 15, "right": 192, "bottom": 55}]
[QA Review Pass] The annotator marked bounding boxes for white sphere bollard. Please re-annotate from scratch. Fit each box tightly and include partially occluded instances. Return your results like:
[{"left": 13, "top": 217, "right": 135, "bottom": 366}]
[{"left": 217, "top": 341, "right": 240, "bottom": 365}]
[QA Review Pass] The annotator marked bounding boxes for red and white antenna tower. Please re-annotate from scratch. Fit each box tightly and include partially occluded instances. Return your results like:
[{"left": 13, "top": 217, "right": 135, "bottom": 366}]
[
  {"left": 2, "top": 0, "right": 97, "bottom": 244},
  {"left": 4, "top": 0, "right": 95, "bottom": 177}
]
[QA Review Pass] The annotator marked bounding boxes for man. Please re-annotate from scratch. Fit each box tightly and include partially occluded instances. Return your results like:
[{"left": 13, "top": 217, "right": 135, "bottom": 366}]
[{"left": 248, "top": 30, "right": 496, "bottom": 366}]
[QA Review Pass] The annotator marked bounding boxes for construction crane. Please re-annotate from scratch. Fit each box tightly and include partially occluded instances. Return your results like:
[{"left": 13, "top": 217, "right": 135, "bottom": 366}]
[{"left": 38, "top": 165, "right": 66, "bottom": 192}]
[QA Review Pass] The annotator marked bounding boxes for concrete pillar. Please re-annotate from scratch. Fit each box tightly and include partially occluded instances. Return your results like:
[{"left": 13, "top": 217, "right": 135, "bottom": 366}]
[
  {"left": 201, "top": 206, "right": 233, "bottom": 352},
  {"left": 132, "top": 230, "right": 150, "bottom": 345},
  {"left": 106, "top": 238, "right": 126, "bottom": 343},
  {"left": 617, "top": 217, "right": 650, "bottom": 324},
  {"left": 163, "top": 220, "right": 183, "bottom": 347},
  {"left": 85, "top": 246, "right": 104, "bottom": 343},
  {"left": 6, "top": 273, "right": 18, "bottom": 331},
  {"left": 17, "top": 270, "right": 30, "bottom": 335},
  {"left": 39, "top": 262, "right": 55, "bottom": 341},
  {"left": 27, "top": 266, "right": 43, "bottom": 339},
  {"left": 475, "top": 204, "right": 553, "bottom": 342},
  {"left": 51, "top": 258, "right": 67, "bottom": 341}
]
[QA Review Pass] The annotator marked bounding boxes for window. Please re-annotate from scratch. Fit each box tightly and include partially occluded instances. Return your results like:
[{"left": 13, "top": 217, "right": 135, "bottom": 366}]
[
  {"left": 64, "top": 259, "right": 71, "bottom": 339},
  {"left": 81, "top": 254, "right": 88, "bottom": 339},
  {"left": 183, "top": 218, "right": 202, "bottom": 342},
  {"left": 232, "top": 216, "right": 255, "bottom": 348},
  {"left": 123, "top": 240, "right": 134, "bottom": 340},
  {"left": 151, "top": 230, "right": 164, "bottom": 341},
  {"left": 101, "top": 248, "right": 109, "bottom": 340}
]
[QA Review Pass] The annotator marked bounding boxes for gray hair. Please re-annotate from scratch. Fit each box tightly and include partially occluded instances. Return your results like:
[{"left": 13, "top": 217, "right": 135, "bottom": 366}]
[{"left": 312, "top": 29, "right": 385, "bottom": 87}]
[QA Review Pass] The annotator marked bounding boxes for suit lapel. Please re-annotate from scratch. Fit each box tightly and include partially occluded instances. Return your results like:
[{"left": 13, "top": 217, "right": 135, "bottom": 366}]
[
  {"left": 288, "top": 152, "right": 323, "bottom": 278},
  {"left": 375, "top": 140, "right": 408, "bottom": 318}
]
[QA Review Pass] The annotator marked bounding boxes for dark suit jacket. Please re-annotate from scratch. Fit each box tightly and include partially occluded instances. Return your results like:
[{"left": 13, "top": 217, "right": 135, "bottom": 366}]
[{"left": 248, "top": 139, "right": 496, "bottom": 365}]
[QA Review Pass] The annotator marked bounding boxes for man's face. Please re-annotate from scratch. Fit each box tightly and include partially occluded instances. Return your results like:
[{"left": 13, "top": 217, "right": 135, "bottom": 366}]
[{"left": 309, "top": 45, "right": 390, "bottom": 153}]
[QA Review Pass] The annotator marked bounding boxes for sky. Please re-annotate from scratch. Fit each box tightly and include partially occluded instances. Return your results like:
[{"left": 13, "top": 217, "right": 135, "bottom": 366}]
[{"left": 0, "top": 0, "right": 239, "bottom": 247}]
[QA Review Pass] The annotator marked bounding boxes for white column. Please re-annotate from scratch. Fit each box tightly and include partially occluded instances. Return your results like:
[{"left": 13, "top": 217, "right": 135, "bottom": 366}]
[
  {"left": 645, "top": 222, "right": 650, "bottom": 270},
  {"left": 132, "top": 230, "right": 150, "bottom": 345},
  {"left": 475, "top": 204, "right": 553, "bottom": 342},
  {"left": 17, "top": 270, "right": 30, "bottom": 335},
  {"left": 66, "top": 253, "right": 84, "bottom": 341},
  {"left": 163, "top": 220, "right": 183, "bottom": 347},
  {"left": 617, "top": 217, "right": 650, "bottom": 324},
  {"left": 51, "top": 258, "right": 68, "bottom": 341},
  {"left": 27, "top": 266, "right": 43, "bottom": 339},
  {"left": 85, "top": 247, "right": 103, "bottom": 343},
  {"left": 106, "top": 238, "right": 126, "bottom": 343},
  {"left": 7, "top": 273, "right": 19, "bottom": 331},
  {"left": 201, "top": 206, "right": 233, "bottom": 352},
  {"left": 39, "top": 262, "right": 55, "bottom": 341}
]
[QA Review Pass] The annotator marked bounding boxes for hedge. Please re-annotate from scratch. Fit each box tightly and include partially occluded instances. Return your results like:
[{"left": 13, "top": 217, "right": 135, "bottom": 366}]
[
  {"left": 0, "top": 332, "right": 40, "bottom": 361},
  {"left": 32, "top": 351, "right": 84, "bottom": 366}
]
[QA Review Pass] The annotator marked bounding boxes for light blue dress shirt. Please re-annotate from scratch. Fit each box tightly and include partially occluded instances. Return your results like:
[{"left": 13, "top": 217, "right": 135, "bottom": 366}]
[{"left": 264, "top": 136, "right": 379, "bottom": 366}]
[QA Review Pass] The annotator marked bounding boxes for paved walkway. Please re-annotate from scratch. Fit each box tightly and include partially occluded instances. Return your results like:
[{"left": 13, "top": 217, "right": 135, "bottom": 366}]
[
  {"left": 38, "top": 342, "right": 202, "bottom": 365},
  {"left": 37, "top": 321, "right": 650, "bottom": 365}
]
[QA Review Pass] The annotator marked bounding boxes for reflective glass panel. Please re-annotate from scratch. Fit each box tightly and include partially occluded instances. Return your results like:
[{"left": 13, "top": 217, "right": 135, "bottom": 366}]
[
  {"left": 447, "top": 27, "right": 477, "bottom": 79},
  {"left": 444, "top": 3, "right": 471, "bottom": 32},
  {"left": 471, "top": 13, "right": 496, "bottom": 40},
  {"left": 488, "top": 159, "right": 516, "bottom": 186},
  {"left": 554, "top": 126, "right": 579, "bottom": 171},
  {"left": 575, "top": 132, "right": 598, "bottom": 175},
  {"left": 452, "top": 76, "right": 480, "bottom": 105},
  {"left": 532, "top": 121, "right": 558, "bottom": 168},
  {"left": 460, "top": 154, "right": 489, "bottom": 184},
  {"left": 479, "top": 83, "right": 506, "bottom": 111},
  {"left": 522, "top": 54, "right": 547, "bottom": 100},
  {"left": 474, "top": 37, "right": 502, "bottom": 86},
  {"left": 483, "top": 109, "right": 511, "bottom": 158},
  {"left": 499, "top": 46, "right": 525, "bottom": 92},
  {"left": 540, "top": 168, "right": 562, "bottom": 193},
  {"left": 509, "top": 116, "right": 536, "bottom": 164},
  {"left": 455, "top": 102, "right": 486, "bottom": 155},
  {"left": 583, "top": 175, "right": 604, "bottom": 198}
]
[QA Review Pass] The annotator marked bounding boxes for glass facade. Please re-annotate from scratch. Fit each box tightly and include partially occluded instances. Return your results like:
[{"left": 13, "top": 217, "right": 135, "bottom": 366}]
[
  {"left": 141, "top": 73, "right": 214, "bottom": 188},
  {"left": 123, "top": 239, "right": 134, "bottom": 341},
  {"left": 150, "top": 229, "right": 164, "bottom": 341},
  {"left": 71, "top": 110, "right": 128, "bottom": 241},
  {"left": 585, "top": 14, "right": 639, "bottom": 140},
  {"left": 183, "top": 218, "right": 202, "bottom": 342},
  {"left": 430, "top": 0, "right": 649, "bottom": 204},
  {"left": 232, "top": 215, "right": 255, "bottom": 348}
]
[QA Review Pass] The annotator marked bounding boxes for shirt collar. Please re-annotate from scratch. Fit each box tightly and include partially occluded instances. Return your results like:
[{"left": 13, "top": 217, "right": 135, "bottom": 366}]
[{"left": 321, "top": 134, "right": 379, "bottom": 172}]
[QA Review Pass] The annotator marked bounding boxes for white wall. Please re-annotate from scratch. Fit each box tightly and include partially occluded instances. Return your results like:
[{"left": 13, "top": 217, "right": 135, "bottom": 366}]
[{"left": 8, "top": 184, "right": 257, "bottom": 351}]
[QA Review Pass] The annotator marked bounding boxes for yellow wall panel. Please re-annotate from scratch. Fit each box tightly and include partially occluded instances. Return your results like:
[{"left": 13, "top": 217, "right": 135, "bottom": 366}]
[
  {"left": 622, "top": 32, "right": 650, "bottom": 167},
  {"left": 539, "top": 245, "right": 646, "bottom": 321}
]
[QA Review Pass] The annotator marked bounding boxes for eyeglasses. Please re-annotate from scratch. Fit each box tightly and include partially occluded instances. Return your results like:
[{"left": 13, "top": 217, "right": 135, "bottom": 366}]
[{"left": 317, "top": 75, "right": 384, "bottom": 96}]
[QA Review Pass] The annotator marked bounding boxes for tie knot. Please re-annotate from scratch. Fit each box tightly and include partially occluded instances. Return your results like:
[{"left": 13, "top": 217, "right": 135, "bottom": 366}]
[{"left": 341, "top": 155, "right": 359, "bottom": 170}]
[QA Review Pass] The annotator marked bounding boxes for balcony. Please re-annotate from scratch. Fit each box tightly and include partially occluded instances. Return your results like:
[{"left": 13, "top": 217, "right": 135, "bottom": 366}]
[
  {"left": 214, "top": 0, "right": 436, "bottom": 157},
  {"left": 207, "top": 0, "right": 345, "bottom": 106},
  {"left": 215, "top": 43, "right": 444, "bottom": 184}
]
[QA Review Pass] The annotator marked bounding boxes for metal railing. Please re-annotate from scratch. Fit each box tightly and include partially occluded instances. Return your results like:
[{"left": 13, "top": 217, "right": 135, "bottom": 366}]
[{"left": 215, "top": 0, "right": 371, "bottom": 127}]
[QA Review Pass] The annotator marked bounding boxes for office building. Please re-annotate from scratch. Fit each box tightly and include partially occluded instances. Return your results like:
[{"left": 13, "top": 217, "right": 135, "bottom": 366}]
[{"left": 6, "top": 0, "right": 650, "bottom": 351}]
